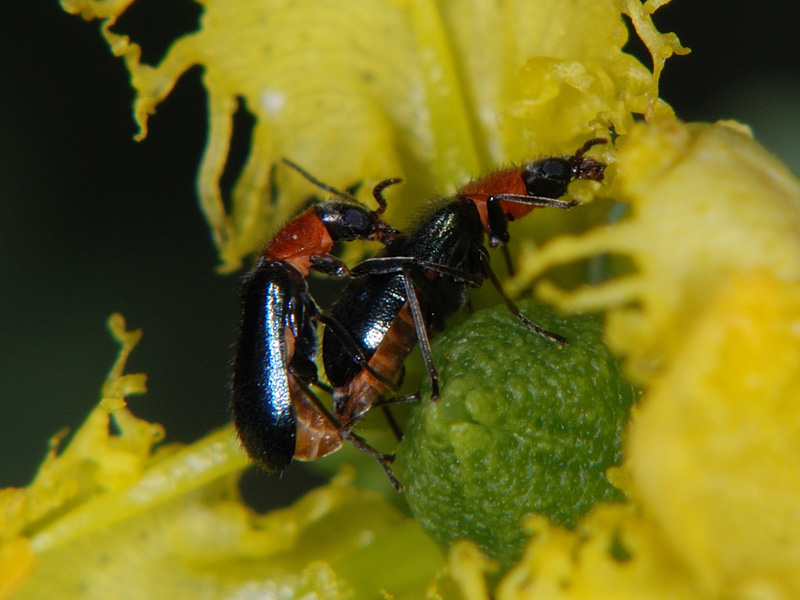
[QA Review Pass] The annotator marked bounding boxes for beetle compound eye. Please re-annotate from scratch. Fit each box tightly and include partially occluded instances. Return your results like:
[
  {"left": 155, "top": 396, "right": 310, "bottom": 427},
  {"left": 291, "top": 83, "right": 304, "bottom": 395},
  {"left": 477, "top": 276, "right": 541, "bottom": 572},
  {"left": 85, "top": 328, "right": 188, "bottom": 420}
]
[
  {"left": 521, "top": 160, "right": 571, "bottom": 198},
  {"left": 542, "top": 159, "right": 570, "bottom": 180},
  {"left": 344, "top": 207, "right": 370, "bottom": 233},
  {"left": 316, "top": 203, "right": 376, "bottom": 241}
]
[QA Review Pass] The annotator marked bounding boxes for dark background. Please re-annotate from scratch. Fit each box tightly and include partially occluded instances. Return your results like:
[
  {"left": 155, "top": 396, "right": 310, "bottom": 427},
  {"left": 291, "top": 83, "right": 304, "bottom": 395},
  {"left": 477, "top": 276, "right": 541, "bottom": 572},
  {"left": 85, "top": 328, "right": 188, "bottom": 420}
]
[{"left": 2, "top": 1, "right": 798, "bottom": 499}]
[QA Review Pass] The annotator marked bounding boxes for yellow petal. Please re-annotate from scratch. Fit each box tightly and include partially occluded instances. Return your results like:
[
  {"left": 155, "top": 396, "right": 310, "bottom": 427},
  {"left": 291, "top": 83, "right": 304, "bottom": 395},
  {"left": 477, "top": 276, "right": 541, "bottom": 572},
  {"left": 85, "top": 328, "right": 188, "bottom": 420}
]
[
  {"left": 2, "top": 314, "right": 440, "bottom": 599},
  {"left": 0, "top": 537, "right": 35, "bottom": 600},
  {"left": 496, "top": 506, "right": 700, "bottom": 599},
  {"left": 628, "top": 271, "right": 800, "bottom": 597},
  {"left": 507, "top": 119, "right": 800, "bottom": 597},
  {"left": 517, "top": 120, "right": 800, "bottom": 383},
  {"left": 14, "top": 469, "right": 438, "bottom": 600},
  {"left": 60, "top": 0, "right": 682, "bottom": 270}
]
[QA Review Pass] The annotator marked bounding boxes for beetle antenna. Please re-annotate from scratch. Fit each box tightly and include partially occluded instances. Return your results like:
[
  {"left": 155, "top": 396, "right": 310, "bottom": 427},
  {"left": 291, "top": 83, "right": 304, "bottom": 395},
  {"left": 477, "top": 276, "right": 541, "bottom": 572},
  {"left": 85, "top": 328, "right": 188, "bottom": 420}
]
[
  {"left": 574, "top": 138, "right": 608, "bottom": 160},
  {"left": 282, "top": 157, "right": 360, "bottom": 204}
]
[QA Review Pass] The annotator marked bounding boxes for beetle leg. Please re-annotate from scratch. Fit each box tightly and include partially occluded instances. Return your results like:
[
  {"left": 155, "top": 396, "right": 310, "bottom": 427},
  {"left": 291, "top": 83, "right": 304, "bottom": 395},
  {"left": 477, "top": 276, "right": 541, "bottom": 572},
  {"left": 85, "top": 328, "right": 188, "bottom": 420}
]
[
  {"left": 310, "top": 253, "right": 353, "bottom": 277},
  {"left": 489, "top": 193, "right": 579, "bottom": 209},
  {"left": 501, "top": 244, "right": 515, "bottom": 276},
  {"left": 486, "top": 194, "right": 510, "bottom": 247},
  {"left": 478, "top": 250, "right": 567, "bottom": 346},
  {"left": 342, "top": 430, "right": 402, "bottom": 490},
  {"left": 400, "top": 267, "right": 441, "bottom": 400},
  {"left": 352, "top": 256, "right": 482, "bottom": 286},
  {"left": 381, "top": 406, "right": 404, "bottom": 441},
  {"left": 373, "top": 392, "right": 420, "bottom": 408}
]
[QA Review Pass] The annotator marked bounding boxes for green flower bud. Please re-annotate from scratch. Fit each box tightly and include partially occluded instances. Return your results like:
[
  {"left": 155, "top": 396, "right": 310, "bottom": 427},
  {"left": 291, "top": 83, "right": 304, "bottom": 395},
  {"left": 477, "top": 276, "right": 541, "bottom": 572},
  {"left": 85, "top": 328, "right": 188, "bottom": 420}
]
[{"left": 396, "top": 300, "right": 636, "bottom": 569}]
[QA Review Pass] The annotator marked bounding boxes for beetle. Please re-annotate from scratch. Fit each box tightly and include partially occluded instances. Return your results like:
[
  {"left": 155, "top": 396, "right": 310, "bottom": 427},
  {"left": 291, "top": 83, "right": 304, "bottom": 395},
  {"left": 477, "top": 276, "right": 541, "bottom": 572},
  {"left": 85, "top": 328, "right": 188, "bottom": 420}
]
[
  {"left": 231, "top": 160, "right": 401, "bottom": 482},
  {"left": 323, "top": 139, "right": 607, "bottom": 434}
]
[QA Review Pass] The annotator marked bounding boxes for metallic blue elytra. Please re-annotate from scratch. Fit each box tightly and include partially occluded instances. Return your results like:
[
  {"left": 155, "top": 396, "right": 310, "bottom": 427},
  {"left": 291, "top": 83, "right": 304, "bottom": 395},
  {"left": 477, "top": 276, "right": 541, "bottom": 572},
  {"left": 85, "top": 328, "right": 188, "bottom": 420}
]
[
  {"left": 232, "top": 261, "right": 311, "bottom": 472},
  {"left": 322, "top": 140, "right": 607, "bottom": 430}
]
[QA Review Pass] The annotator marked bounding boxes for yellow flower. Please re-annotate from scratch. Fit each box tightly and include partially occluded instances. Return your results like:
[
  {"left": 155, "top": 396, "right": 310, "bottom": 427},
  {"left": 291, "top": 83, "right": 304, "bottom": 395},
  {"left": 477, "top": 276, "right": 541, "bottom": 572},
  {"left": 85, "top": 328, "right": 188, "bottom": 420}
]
[
  {"left": 2, "top": 315, "right": 440, "bottom": 599},
  {"left": 494, "top": 121, "right": 800, "bottom": 599},
  {"left": 6, "top": 0, "right": 799, "bottom": 598},
  {"left": 58, "top": 0, "right": 678, "bottom": 273}
]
